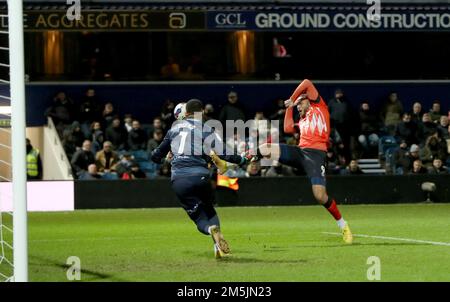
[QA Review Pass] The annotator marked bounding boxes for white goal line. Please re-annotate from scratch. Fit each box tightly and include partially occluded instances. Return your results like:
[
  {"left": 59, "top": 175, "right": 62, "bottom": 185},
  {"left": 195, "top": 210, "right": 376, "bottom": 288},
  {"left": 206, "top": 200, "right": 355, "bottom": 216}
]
[{"left": 322, "top": 232, "right": 450, "bottom": 247}]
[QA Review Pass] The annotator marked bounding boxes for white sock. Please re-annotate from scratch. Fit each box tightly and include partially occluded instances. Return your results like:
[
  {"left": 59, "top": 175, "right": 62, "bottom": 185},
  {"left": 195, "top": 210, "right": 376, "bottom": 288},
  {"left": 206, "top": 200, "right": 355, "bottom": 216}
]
[
  {"left": 207, "top": 226, "right": 212, "bottom": 235},
  {"left": 337, "top": 218, "right": 346, "bottom": 230}
]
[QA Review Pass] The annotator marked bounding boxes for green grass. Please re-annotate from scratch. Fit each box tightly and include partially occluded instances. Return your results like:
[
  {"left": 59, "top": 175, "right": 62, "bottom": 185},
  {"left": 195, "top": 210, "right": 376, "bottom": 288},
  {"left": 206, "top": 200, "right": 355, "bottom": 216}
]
[{"left": 6, "top": 204, "right": 450, "bottom": 281}]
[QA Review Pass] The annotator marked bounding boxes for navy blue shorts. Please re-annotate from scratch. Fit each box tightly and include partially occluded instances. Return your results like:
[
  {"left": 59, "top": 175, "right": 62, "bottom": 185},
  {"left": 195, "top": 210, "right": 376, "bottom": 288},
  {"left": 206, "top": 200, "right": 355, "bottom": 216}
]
[
  {"left": 171, "top": 175, "right": 217, "bottom": 221},
  {"left": 278, "top": 145, "right": 327, "bottom": 186}
]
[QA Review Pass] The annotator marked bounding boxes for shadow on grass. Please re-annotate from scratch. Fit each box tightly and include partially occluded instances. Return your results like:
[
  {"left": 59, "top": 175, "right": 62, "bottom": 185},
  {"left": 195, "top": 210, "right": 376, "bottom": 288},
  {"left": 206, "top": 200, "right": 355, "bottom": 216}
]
[
  {"left": 218, "top": 257, "right": 308, "bottom": 264},
  {"left": 29, "top": 255, "right": 128, "bottom": 282},
  {"left": 187, "top": 251, "right": 308, "bottom": 264}
]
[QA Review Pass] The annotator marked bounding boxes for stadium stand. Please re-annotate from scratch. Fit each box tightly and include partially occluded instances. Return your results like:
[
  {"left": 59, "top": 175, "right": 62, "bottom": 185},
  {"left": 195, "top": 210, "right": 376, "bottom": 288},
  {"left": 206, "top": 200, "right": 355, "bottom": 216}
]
[{"left": 40, "top": 87, "right": 449, "bottom": 180}]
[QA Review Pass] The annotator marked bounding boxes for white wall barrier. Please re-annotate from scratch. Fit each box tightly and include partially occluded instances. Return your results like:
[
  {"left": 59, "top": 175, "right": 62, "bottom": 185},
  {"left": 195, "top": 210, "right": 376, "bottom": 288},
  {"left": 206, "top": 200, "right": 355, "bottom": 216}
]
[
  {"left": 0, "top": 181, "right": 74, "bottom": 212},
  {"left": 43, "top": 117, "right": 73, "bottom": 180}
]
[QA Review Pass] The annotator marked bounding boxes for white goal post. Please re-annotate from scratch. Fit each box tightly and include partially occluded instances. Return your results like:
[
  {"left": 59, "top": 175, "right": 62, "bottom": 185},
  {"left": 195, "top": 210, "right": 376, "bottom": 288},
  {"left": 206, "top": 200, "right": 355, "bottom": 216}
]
[{"left": 8, "top": 0, "right": 28, "bottom": 282}]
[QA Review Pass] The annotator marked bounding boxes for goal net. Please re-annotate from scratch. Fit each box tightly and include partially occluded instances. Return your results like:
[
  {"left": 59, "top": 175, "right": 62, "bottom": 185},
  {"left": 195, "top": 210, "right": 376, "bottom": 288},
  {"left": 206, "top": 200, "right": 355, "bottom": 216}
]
[
  {"left": 0, "top": 1, "right": 13, "bottom": 282},
  {"left": 0, "top": 207, "right": 13, "bottom": 282}
]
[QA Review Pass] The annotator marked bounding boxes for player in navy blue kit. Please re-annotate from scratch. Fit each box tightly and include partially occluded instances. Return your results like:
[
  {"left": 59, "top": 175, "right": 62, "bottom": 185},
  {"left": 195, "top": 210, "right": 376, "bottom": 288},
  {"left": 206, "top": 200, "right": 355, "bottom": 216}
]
[{"left": 151, "top": 99, "right": 247, "bottom": 258}]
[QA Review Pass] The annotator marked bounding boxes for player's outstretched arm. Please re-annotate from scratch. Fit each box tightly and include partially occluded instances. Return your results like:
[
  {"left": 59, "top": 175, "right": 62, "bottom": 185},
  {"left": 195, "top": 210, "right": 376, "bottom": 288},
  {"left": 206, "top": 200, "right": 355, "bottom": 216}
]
[
  {"left": 284, "top": 106, "right": 295, "bottom": 134},
  {"left": 290, "top": 79, "right": 319, "bottom": 103},
  {"left": 150, "top": 132, "right": 172, "bottom": 164}
]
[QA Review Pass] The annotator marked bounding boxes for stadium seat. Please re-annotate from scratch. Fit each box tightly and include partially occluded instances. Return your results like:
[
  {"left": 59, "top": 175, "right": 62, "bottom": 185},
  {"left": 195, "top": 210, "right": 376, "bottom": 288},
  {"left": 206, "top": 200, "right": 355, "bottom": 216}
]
[
  {"left": 116, "top": 150, "right": 126, "bottom": 156},
  {"left": 132, "top": 150, "right": 149, "bottom": 162},
  {"left": 378, "top": 136, "right": 399, "bottom": 160},
  {"left": 145, "top": 172, "right": 157, "bottom": 179},
  {"left": 141, "top": 124, "right": 153, "bottom": 137},
  {"left": 102, "top": 172, "right": 119, "bottom": 180},
  {"left": 139, "top": 161, "right": 156, "bottom": 173}
]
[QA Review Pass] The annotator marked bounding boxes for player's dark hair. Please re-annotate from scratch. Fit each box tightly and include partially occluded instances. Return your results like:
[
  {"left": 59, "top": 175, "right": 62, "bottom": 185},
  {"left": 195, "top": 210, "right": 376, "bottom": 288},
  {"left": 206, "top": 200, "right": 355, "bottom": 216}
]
[{"left": 186, "top": 99, "right": 203, "bottom": 114}]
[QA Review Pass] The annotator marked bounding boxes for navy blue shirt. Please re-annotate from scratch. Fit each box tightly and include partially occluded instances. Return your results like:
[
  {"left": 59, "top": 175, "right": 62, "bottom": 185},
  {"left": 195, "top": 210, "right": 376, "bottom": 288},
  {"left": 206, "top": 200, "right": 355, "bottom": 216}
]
[{"left": 151, "top": 118, "right": 243, "bottom": 180}]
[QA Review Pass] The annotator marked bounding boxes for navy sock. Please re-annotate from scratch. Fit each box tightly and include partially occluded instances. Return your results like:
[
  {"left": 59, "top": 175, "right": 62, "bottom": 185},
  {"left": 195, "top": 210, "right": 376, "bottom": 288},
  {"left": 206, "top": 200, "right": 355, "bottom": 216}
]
[
  {"left": 194, "top": 212, "right": 211, "bottom": 235},
  {"left": 208, "top": 215, "right": 220, "bottom": 228},
  {"left": 207, "top": 215, "right": 220, "bottom": 244}
]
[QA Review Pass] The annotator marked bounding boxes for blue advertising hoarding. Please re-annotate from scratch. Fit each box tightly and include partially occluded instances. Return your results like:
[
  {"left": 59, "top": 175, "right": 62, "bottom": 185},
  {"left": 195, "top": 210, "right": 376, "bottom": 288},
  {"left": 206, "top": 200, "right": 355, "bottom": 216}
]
[{"left": 207, "top": 7, "right": 450, "bottom": 31}]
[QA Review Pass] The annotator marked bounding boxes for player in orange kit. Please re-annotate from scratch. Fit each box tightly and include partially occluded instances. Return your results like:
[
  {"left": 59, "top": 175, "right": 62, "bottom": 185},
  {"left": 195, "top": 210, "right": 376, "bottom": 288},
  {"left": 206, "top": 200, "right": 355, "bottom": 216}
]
[{"left": 258, "top": 79, "right": 353, "bottom": 243}]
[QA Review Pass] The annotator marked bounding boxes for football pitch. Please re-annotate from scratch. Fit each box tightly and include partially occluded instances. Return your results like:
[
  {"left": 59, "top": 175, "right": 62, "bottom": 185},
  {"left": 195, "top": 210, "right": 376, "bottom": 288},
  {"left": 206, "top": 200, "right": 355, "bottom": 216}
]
[{"left": 8, "top": 203, "right": 450, "bottom": 281}]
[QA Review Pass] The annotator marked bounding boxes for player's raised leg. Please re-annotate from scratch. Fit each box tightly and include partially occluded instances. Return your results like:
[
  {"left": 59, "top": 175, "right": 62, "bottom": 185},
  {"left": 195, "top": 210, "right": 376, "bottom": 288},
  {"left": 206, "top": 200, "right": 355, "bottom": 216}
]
[
  {"left": 209, "top": 150, "right": 229, "bottom": 174},
  {"left": 258, "top": 142, "right": 280, "bottom": 160}
]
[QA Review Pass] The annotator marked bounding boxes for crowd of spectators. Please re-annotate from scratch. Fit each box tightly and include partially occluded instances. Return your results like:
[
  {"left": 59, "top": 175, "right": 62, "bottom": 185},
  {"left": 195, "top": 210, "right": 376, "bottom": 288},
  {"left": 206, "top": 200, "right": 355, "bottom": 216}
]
[{"left": 45, "top": 87, "right": 450, "bottom": 180}]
